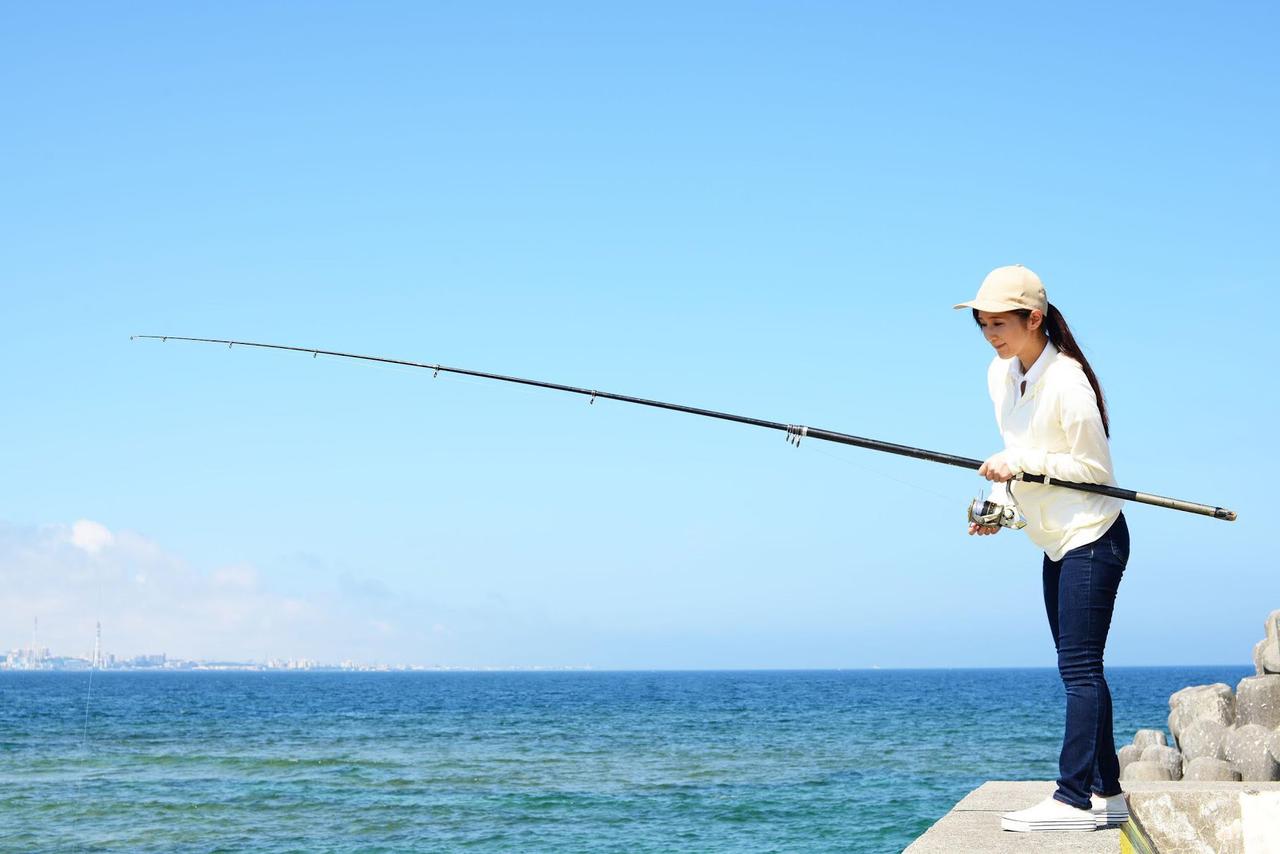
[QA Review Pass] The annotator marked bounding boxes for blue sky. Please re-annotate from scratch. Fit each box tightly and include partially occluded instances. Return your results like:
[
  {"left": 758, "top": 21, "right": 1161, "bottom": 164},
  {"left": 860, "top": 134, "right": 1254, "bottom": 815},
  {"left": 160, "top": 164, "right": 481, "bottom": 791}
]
[{"left": 2, "top": 2, "right": 1275, "bottom": 667}]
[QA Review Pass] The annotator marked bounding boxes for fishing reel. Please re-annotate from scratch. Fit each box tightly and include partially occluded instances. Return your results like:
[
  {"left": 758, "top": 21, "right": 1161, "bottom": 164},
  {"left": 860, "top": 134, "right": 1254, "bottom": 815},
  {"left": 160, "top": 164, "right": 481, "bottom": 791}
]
[{"left": 967, "top": 491, "right": 1027, "bottom": 530}]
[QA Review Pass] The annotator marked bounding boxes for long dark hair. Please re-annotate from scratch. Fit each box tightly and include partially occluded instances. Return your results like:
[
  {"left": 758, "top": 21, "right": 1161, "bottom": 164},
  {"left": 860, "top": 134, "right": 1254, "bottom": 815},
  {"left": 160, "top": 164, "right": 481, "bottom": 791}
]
[{"left": 973, "top": 305, "right": 1109, "bottom": 437}]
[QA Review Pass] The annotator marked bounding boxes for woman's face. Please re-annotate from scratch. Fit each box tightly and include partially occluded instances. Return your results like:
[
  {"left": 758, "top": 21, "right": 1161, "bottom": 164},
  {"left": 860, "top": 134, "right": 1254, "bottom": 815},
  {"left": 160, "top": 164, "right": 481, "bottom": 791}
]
[{"left": 976, "top": 310, "right": 1041, "bottom": 359}]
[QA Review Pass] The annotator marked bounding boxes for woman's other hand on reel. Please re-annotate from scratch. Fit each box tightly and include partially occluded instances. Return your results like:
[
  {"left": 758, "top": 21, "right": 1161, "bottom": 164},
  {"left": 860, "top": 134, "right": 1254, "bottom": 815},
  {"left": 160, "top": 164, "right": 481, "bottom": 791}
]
[{"left": 968, "top": 521, "right": 1001, "bottom": 536}]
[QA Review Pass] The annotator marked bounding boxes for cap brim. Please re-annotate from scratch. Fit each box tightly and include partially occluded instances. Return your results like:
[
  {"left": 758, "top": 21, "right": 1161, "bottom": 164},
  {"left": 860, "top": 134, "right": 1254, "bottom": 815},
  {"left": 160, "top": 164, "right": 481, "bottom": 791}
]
[{"left": 954, "top": 298, "right": 1022, "bottom": 312}]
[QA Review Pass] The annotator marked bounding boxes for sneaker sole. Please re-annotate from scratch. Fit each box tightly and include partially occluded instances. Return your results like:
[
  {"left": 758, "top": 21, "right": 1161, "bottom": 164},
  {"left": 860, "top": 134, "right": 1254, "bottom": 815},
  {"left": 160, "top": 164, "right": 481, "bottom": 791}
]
[
  {"left": 1094, "top": 812, "right": 1129, "bottom": 828},
  {"left": 1001, "top": 817, "right": 1095, "bottom": 833}
]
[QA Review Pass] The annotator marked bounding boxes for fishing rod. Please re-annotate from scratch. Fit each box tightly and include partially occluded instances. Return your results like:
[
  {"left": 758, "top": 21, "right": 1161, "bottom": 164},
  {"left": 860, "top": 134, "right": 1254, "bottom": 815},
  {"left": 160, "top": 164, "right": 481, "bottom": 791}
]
[{"left": 132, "top": 335, "right": 1238, "bottom": 522}]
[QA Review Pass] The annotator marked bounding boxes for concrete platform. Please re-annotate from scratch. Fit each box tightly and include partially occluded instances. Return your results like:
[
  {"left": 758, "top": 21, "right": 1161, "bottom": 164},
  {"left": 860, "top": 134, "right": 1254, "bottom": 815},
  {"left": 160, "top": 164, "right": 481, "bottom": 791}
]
[
  {"left": 905, "top": 781, "right": 1119, "bottom": 853},
  {"left": 906, "top": 780, "right": 1280, "bottom": 854}
]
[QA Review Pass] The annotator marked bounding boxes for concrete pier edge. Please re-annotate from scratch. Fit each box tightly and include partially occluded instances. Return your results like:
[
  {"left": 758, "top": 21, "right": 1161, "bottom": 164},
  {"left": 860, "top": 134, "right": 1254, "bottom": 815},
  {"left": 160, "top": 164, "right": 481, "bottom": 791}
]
[{"left": 905, "top": 780, "right": 1280, "bottom": 853}]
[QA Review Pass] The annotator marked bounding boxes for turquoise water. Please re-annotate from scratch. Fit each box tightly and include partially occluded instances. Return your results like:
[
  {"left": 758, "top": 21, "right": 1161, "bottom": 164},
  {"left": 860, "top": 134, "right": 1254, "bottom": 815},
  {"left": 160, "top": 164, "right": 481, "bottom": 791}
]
[{"left": 0, "top": 667, "right": 1251, "bottom": 852}]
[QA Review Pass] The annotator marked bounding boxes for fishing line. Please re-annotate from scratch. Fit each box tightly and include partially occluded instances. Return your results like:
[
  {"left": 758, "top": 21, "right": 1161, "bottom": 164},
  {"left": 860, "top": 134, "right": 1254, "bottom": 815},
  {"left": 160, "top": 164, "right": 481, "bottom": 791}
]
[
  {"left": 457, "top": 363, "right": 962, "bottom": 503},
  {"left": 72, "top": 560, "right": 105, "bottom": 808},
  {"left": 804, "top": 442, "right": 957, "bottom": 507},
  {"left": 81, "top": 568, "right": 104, "bottom": 746},
  {"left": 265, "top": 348, "right": 957, "bottom": 518}
]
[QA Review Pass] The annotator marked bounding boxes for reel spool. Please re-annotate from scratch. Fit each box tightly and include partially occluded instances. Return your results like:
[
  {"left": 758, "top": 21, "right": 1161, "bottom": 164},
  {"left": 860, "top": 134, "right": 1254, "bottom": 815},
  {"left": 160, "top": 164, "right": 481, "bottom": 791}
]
[{"left": 967, "top": 492, "right": 1027, "bottom": 530}]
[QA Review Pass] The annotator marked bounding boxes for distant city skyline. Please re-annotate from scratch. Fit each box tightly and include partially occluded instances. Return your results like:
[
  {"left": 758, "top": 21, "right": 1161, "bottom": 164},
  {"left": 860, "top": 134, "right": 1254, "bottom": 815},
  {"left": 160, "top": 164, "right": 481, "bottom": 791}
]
[
  {"left": 3, "top": 616, "right": 600, "bottom": 672},
  {"left": 1, "top": 643, "right": 595, "bottom": 673},
  {"left": 2, "top": 610, "right": 599, "bottom": 672}
]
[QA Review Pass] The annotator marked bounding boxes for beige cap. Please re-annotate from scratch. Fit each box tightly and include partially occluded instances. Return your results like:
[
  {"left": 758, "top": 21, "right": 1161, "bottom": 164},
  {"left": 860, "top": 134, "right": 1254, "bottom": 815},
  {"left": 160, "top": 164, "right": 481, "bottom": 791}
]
[{"left": 954, "top": 265, "right": 1048, "bottom": 313}]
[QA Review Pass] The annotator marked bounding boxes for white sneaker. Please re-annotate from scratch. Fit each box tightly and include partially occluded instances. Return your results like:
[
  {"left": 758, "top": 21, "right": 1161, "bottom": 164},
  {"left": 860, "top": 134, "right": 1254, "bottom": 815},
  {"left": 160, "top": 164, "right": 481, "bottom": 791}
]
[
  {"left": 1090, "top": 792, "right": 1129, "bottom": 827},
  {"left": 1000, "top": 795, "right": 1095, "bottom": 832}
]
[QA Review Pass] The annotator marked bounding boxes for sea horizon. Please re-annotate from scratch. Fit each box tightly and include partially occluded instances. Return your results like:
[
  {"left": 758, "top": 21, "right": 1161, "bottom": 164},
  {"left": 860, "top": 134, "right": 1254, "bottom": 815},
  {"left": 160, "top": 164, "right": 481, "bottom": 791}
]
[{"left": 2, "top": 662, "right": 1252, "bottom": 672}]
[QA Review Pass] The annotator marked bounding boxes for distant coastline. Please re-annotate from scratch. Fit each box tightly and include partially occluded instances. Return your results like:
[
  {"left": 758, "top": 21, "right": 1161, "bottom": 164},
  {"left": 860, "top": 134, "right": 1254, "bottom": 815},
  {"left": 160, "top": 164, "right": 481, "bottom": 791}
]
[
  {"left": 0, "top": 650, "right": 597, "bottom": 673},
  {"left": 1, "top": 653, "right": 1247, "bottom": 674}
]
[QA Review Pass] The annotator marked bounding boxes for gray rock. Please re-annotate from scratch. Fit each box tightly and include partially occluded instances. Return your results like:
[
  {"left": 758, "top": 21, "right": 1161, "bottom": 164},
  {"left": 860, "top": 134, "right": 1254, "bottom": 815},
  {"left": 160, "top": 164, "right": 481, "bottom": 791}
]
[
  {"left": 1121, "top": 760, "right": 1174, "bottom": 782},
  {"left": 1125, "top": 788, "right": 1248, "bottom": 854},
  {"left": 1182, "top": 756, "right": 1242, "bottom": 782},
  {"left": 1141, "top": 744, "right": 1184, "bottom": 781},
  {"left": 1256, "top": 639, "right": 1269, "bottom": 676},
  {"left": 1132, "top": 728, "right": 1167, "bottom": 750},
  {"left": 1118, "top": 743, "right": 1144, "bottom": 774},
  {"left": 1235, "top": 674, "right": 1280, "bottom": 729},
  {"left": 1264, "top": 611, "right": 1280, "bottom": 674},
  {"left": 1223, "top": 723, "right": 1280, "bottom": 782},
  {"left": 1168, "top": 683, "right": 1235, "bottom": 744},
  {"left": 1265, "top": 644, "right": 1280, "bottom": 675},
  {"left": 1178, "top": 718, "right": 1229, "bottom": 763},
  {"left": 1168, "top": 682, "right": 1220, "bottom": 711}
]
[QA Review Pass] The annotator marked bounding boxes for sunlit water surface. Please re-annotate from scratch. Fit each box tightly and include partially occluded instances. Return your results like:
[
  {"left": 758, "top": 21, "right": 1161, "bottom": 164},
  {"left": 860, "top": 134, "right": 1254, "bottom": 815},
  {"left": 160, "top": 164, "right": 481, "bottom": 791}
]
[{"left": 0, "top": 667, "right": 1250, "bottom": 853}]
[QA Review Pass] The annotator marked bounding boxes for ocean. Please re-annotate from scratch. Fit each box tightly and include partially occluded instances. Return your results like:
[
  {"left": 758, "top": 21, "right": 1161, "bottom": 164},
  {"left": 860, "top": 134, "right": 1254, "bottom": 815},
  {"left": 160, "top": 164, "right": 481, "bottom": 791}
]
[{"left": 0, "top": 666, "right": 1252, "bottom": 853}]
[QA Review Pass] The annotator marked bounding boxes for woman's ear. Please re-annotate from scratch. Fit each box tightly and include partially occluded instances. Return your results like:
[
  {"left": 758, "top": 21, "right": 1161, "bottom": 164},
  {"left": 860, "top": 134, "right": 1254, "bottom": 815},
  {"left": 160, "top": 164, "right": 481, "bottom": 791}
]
[{"left": 1028, "top": 309, "right": 1044, "bottom": 331}]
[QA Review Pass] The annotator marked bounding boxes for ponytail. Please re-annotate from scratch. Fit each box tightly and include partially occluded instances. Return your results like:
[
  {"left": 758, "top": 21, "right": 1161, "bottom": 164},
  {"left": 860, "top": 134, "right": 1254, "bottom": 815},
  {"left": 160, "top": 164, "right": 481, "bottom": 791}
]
[
  {"left": 1043, "top": 303, "right": 1109, "bottom": 438},
  {"left": 972, "top": 304, "right": 1110, "bottom": 437}
]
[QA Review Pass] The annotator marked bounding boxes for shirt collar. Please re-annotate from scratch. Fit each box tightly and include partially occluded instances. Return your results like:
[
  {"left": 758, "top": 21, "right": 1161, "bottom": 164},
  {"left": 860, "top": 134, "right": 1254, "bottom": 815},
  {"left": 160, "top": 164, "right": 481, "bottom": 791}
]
[{"left": 1009, "top": 340, "right": 1058, "bottom": 388}]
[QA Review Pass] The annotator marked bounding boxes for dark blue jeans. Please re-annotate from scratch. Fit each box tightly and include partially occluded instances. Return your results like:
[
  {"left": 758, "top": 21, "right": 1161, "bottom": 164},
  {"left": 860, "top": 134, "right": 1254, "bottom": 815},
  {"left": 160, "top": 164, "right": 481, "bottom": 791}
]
[{"left": 1042, "top": 513, "right": 1129, "bottom": 810}]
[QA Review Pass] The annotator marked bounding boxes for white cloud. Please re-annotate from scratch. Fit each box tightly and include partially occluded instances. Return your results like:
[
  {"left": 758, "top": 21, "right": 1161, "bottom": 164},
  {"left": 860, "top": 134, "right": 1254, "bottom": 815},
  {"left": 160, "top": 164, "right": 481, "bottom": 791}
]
[
  {"left": 211, "top": 564, "right": 258, "bottom": 590},
  {"left": 0, "top": 520, "right": 438, "bottom": 664},
  {"left": 70, "top": 519, "right": 114, "bottom": 554}
]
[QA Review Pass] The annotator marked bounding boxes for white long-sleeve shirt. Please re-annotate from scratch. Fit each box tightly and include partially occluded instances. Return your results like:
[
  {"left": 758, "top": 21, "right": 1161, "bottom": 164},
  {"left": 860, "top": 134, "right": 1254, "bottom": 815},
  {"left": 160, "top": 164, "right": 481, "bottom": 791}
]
[{"left": 987, "top": 342, "right": 1123, "bottom": 560}]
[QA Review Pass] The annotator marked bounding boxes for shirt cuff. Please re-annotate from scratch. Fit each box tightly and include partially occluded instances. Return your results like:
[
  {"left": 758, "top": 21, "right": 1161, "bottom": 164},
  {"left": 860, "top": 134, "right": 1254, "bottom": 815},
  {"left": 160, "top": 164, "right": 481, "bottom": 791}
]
[{"left": 1004, "top": 448, "right": 1040, "bottom": 477}]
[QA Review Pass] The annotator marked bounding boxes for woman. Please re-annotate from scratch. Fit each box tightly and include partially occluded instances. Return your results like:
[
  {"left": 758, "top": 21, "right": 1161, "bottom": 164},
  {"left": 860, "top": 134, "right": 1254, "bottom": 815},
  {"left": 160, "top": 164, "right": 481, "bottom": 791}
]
[{"left": 955, "top": 265, "right": 1130, "bottom": 833}]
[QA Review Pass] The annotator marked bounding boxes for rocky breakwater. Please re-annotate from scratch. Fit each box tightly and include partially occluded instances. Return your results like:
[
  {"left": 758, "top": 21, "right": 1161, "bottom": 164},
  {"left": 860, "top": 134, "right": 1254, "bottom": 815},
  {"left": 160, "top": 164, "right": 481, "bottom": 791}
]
[{"left": 1118, "top": 610, "right": 1280, "bottom": 784}]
